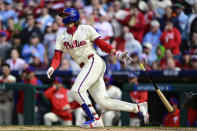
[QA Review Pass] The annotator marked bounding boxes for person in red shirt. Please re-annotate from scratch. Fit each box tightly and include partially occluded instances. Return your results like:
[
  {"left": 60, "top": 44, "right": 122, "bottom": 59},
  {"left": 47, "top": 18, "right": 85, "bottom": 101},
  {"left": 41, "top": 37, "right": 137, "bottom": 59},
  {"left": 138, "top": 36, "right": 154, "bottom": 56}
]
[
  {"left": 128, "top": 72, "right": 148, "bottom": 126},
  {"left": 163, "top": 97, "right": 180, "bottom": 127},
  {"left": 117, "top": 3, "right": 145, "bottom": 42},
  {"left": 16, "top": 68, "right": 42, "bottom": 125},
  {"left": 160, "top": 49, "right": 181, "bottom": 70},
  {"left": 43, "top": 77, "right": 73, "bottom": 125},
  {"left": 160, "top": 21, "right": 181, "bottom": 56}
]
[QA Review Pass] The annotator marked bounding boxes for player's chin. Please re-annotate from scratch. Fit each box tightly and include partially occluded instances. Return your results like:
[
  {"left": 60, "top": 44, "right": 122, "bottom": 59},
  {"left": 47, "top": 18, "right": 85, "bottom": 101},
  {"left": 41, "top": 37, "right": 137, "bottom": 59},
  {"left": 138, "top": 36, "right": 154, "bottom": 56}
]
[{"left": 65, "top": 22, "right": 74, "bottom": 27}]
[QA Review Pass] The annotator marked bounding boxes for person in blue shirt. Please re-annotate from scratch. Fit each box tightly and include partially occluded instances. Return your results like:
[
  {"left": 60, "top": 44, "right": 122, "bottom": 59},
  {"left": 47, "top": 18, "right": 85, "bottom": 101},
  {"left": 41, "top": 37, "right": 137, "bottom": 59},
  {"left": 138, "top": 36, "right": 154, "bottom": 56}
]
[
  {"left": 22, "top": 32, "right": 45, "bottom": 63},
  {"left": 143, "top": 20, "right": 162, "bottom": 60}
]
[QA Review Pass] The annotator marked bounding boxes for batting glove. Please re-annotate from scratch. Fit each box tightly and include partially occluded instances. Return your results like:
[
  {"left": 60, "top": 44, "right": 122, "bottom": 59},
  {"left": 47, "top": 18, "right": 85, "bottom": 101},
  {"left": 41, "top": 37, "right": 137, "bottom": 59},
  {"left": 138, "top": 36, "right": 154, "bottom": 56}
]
[
  {"left": 115, "top": 51, "right": 134, "bottom": 64},
  {"left": 47, "top": 67, "right": 54, "bottom": 79}
]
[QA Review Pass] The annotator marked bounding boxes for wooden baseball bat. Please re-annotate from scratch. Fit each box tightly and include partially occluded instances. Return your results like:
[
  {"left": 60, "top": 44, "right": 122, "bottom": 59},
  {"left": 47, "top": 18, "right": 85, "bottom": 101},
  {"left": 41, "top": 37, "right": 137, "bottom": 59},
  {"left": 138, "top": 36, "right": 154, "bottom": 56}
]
[{"left": 139, "top": 64, "right": 173, "bottom": 112}]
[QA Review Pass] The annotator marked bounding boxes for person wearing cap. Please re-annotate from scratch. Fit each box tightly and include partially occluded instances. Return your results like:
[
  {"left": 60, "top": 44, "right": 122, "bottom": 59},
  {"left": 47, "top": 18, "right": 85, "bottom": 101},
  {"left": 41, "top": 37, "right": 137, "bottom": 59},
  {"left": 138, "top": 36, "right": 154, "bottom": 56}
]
[
  {"left": 143, "top": 20, "right": 162, "bottom": 60},
  {"left": 0, "top": 31, "right": 11, "bottom": 62},
  {"left": 128, "top": 72, "right": 148, "bottom": 126},
  {"left": 44, "top": 77, "right": 73, "bottom": 125},
  {"left": 96, "top": 74, "right": 121, "bottom": 126},
  {"left": 143, "top": 42, "right": 157, "bottom": 65},
  {"left": 163, "top": 97, "right": 180, "bottom": 127},
  {"left": 0, "top": 63, "right": 16, "bottom": 125},
  {"left": 174, "top": 3, "right": 188, "bottom": 42},
  {"left": 22, "top": 32, "right": 45, "bottom": 63},
  {"left": 29, "top": 52, "right": 47, "bottom": 70},
  {"left": 16, "top": 67, "right": 42, "bottom": 125},
  {"left": 160, "top": 20, "right": 181, "bottom": 56}
]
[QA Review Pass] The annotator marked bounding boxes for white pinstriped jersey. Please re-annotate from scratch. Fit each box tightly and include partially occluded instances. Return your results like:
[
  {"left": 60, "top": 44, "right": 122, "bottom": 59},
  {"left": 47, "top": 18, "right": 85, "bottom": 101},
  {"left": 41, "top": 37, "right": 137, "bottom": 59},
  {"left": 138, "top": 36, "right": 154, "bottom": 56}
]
[{"left": 55, "top": 25, "right": 100, "bottom": 65}]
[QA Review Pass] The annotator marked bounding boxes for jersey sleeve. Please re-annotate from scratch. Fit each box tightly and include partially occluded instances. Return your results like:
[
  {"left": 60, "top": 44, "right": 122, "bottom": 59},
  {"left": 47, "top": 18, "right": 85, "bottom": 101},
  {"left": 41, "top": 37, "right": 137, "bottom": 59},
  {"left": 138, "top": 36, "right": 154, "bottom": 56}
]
[
  {"left": 87, "top": 25, "right": 101, "bottom": 42},
  {"left": 55, "top": 35, "right": 64, "bottom": 51}
]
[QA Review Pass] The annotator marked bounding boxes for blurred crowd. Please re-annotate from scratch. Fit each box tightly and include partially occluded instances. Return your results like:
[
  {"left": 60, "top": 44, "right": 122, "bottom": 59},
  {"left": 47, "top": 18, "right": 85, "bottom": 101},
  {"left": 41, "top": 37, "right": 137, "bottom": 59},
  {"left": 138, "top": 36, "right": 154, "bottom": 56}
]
[
  {"left": 0, "top": 0, "right": 197, "bottom": 127},
  {"left": 1, "top": 0, "right": 197, "bottom": 72}
]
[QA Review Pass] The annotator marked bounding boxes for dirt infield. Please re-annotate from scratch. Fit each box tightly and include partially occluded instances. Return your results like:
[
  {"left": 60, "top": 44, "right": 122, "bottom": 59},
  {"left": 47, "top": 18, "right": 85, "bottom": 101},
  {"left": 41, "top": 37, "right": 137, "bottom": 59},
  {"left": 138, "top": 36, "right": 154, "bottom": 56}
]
[{"left": 0, "top": 126, "right": 196, "bottom": 131}]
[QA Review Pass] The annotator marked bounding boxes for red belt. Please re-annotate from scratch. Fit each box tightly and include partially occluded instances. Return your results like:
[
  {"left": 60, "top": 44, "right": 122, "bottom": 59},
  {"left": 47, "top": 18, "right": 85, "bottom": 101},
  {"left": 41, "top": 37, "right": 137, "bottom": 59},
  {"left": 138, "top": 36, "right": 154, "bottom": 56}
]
[{"left": 80, "top": 54, "right": 94, "bottom": 68}]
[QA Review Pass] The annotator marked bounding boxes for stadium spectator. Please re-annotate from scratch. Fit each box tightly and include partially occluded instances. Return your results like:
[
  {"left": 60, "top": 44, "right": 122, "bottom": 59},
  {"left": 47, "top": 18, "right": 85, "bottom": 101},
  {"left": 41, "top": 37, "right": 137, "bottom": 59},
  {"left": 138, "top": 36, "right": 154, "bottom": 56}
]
[
  {"left": 156, "top": 45, "right": 165, "bottom": 61},
  {"left": 97, "top": 75, "right": 121, "bottom": 126},
  {"left": 160, "top": 49, "right": 181, "bottom": 70},
  {"left": 143, "top": 20, "right": 162, "bottom": 59},
  {"left": 2, "top": 0, "right": 18, "bottom": 25},
  {"left": 22, "top": 32, "right": 45, "bottom": 63},
  {"left": 174, "top": 3, "right": 188, "bottom": 41},
  {"left": 123, "top": 26, "right": 142, "bottom": 57},
  {"left": 110, "top": 1, "right": 123, "bottom": 38},
  {"left": 0, "top": 31, "right": 11, "bottom": 62},
  {"left": 181, "top": 50, "right": 192, "bottom": 70},
  {"left": 158, "top": 6, "right": 181, "bottom": 32},
  {"left": 189, "top": 32, "right": 197, "bottom": 54},
  {"left": 129, "top": 52, "right": 141, "bottom": 71},
  {"left": 143, "top": 42, "right": 157, "bottom": 65},
  {"left": 128, "top": 72, "right": 148, "bottom": 126},
  {"left": 163, "top": 97, "right": 180, "bottom": 127},
  {"left": 43, "top": 22, "right": 56, "bottom": 64},
  {"left": 37, "top": 7, "right": 54, "bottom": 32},
  {"left": 191, "top": 55, "right": 197, "bottom": 70},
  {"left": 118, "top": 3, "right": 145, "bottom": 42},
  {"left": 188, "top": 3, "right": 197, "bottom": 35},
  {"left": 106, "top": 55, "right": 121, "bottom": 73},
  {"left": 165, "top": 58, "right": 181, "bottom": 71},
  {"left": 160, "top": 20, "right": 181, "bottom": 56},
  {"left": 21, "top": 14, "right": 43, "bottom": 45},
  {"left": 11, "top": 34, "right": 22, "bottom": 55},
  {"left": 16, "top": 68, "right": 42, "bottom": 125},
  {"left": 59, "top": 58, "right": 71, "bottom": 71},
  {"left": 6, "top": 49, "right": 27, "bottom": 70},
  {"left": 7, "top": 18, "right": 21, "bottom": 40},
  {"left": 0, "top": 63, "right": 16, "bottom": 125},
  {"left": 151, "top": 61, "right": 160, "bottom": 70},
  {"left": 29, "top": 52, "right": 47, "bottom": 70},
  {"left": 94, "top": 9, "right": 113, "bottom": 57},
  {"left": 44, "top": 77, "right": 72, "bottom": 125}
]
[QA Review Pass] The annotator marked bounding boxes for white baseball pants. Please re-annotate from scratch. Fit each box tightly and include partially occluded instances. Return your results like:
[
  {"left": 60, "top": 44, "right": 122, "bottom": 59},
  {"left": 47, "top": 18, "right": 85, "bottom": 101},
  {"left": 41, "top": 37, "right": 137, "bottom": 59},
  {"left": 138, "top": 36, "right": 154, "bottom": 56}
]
[
  {"left": 44, "top": 112, "right": 72, "bottom": 125},
  {"left": 71, "top": 54, "right": 138, "bottom": 114}
]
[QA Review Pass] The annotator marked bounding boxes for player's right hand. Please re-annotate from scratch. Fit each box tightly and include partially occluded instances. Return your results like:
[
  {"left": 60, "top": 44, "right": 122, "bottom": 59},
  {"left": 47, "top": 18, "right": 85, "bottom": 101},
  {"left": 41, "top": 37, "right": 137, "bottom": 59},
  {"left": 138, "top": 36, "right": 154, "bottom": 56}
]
[{"left": 47, "top": 67, "right": 54, "bottom": 79}]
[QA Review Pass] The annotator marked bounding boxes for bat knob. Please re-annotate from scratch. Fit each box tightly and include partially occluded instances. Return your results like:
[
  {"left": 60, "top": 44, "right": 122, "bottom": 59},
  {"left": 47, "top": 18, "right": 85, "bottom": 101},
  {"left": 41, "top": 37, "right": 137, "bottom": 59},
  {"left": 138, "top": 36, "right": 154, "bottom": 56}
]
[{"left": 140, "top": 64, "right": 146, "bottom": 71}]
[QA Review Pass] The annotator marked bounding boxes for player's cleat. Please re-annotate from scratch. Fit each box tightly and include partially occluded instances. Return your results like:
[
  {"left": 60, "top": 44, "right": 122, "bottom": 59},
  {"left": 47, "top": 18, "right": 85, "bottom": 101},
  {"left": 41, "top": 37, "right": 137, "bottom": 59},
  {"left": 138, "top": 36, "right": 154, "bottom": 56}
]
[
  {"left": 138, "top": 102, "right": 149, "bottom": 124},
  {"left": 81, "top": 116, "right": 104, "bottom": 128}
]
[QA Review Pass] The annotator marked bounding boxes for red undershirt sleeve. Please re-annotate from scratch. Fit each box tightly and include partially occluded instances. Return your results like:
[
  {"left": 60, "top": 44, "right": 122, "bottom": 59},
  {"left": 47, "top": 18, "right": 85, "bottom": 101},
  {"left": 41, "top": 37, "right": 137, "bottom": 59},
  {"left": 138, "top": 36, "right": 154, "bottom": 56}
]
[
  {"left": 94, "top": 38, "right": 114, "bottom": 54},
  {"left": 51, "top": 50, "right": 63, "bottom": 70}
]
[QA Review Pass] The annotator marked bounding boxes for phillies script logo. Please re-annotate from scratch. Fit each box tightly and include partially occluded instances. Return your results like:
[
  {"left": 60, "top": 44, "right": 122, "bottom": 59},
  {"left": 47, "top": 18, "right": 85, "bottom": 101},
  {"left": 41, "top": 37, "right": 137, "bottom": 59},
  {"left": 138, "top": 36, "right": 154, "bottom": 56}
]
[{"left": 64, "top": 40, "right": 87, "bottom": 49}]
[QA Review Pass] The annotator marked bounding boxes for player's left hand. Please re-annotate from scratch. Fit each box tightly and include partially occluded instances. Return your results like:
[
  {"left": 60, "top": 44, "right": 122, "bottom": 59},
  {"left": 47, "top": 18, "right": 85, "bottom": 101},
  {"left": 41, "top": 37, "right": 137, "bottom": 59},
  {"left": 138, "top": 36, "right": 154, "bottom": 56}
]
[{"left": 118, "top": 52, "right": 134, "bottom": 64}]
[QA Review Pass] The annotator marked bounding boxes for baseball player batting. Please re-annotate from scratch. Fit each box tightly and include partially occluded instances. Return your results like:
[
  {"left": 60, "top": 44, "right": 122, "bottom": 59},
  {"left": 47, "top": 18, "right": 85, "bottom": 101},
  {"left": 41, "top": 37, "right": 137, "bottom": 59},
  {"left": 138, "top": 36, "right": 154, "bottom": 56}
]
[{"left": 47, "top": 8, "right": 149, "bottom": 128}]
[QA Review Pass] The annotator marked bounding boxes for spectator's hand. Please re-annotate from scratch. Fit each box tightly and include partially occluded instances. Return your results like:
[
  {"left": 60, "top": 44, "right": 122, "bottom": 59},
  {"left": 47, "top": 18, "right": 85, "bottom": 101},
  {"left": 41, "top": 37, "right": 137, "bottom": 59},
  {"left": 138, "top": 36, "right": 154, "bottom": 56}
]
[
  {"left": 116, "top": 51, "right": 134, "bottom": 64},
  {"left": 47, "top": 67, "right": 54, "bottom": 79}
]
